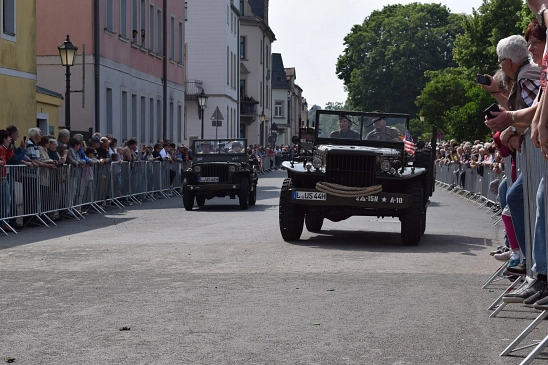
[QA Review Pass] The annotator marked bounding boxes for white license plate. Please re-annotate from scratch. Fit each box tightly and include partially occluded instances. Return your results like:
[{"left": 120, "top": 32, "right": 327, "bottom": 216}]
[
  {"left": 293, "top": 191, "right": 326, "bottom": 201},
  {"left": 200, "top": 177, "right": 219, "bottom": 183}
]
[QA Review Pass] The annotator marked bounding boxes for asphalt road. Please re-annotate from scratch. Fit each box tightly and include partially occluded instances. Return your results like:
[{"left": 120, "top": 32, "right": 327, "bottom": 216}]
[{"left": 1, "top": 170, "right": 545, "bottom": 364}]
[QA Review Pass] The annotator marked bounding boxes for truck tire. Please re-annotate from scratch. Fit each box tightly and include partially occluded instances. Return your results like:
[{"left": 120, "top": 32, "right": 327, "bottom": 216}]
[
  {"left": 401, "top": 181, "right": 423, "bottom": 246},
  {"left": 414, "top": 147, "right": 433, "bottom": 199},
  {"left": 239, "top": 177, "right": 250, "bottom": 210},
  {"left": 279, "top": 178, "right": 304, "bottom": 240},
  {"left": 249, "top": 183, "right": 257, "bottom": 206},
  {"left": 305, "top": 213, "right": 324, "bottom": 232},
  {"left": 196, "top": 195, "right": 205, "bottom": 207},
  {"left": 182, "top": 184, "right": 194, "bottom": 211}
]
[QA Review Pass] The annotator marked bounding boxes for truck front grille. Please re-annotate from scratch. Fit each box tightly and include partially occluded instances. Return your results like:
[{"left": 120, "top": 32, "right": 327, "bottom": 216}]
[
  {"left": 326, "top": 154, "right": 377, "bottom": 187},
  {"left": 200, "top": 164, "right": 229, "bottom": 183}
]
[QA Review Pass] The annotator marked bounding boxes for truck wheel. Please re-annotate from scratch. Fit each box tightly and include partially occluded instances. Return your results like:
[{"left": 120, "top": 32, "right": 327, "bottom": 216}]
[
  {"left": 401, "top": 181, "right": 423, "bottom": 246},
  {"left": 182, "top": 184, "right": 194, "bottom": 211},
  {"left": 249, "top": 183, "right": 257, "bottom": 206},
  {"left": 414, "top": 147, "right": 433, "bottom": 199},
  {"left": 279, "top": 178, "right": 304, "bottom": 240},
  {"left": 196, "top": 195, "right": 205, "bottom": 207},
  {"left": 239, "top": 177, "right": 250, "bottom": 210},
  {"left": 422, "top": 209, "right": 427, "bottom": 235},
  {"left": 305, "top": 213, "right": 324, "bottom": 232}
]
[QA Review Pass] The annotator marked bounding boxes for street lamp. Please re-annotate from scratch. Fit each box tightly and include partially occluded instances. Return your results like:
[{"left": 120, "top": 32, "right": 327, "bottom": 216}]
[
  {"left": 197, "top": 89, "right": 208, "bottom": 138},
  {"left": 58, "top": 35, "right": 78, "bottom": 130}
]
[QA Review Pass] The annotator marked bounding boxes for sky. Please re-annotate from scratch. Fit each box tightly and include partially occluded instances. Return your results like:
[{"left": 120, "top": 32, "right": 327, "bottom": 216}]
[{"left": 268, "top": 0, "right": 485, "bottom": 109}]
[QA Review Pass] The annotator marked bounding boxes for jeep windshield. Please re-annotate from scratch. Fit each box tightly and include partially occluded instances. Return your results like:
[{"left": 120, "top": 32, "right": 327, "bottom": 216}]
[
  {"left": 192, "top": 139, "right": 247, "bottom": 155},
  {"left": 315, "top": 111, "right": 408, "bottom": 144}
]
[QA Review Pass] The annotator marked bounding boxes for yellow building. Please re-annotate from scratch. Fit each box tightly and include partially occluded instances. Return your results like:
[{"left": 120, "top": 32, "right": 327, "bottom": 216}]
[
  {"left": 1, "top": 0, "right": 61, "bottom": 135},
  {"left": 0, "top": 0, "right": 37, "bottom": 130}
]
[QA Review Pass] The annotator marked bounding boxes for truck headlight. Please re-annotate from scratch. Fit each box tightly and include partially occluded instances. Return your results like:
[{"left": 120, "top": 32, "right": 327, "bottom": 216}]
[
  {"left": 380, "top": 159, "right": 391, "bottom": 172},
  {"left": 229, "top": 165, "right": 236, "bottom": 173},
  {"left": 194, "top": 166, "right": 201, "bottom": 173},
  {"left": 312, "top": 157, "right": 322, "bottom": 169}
]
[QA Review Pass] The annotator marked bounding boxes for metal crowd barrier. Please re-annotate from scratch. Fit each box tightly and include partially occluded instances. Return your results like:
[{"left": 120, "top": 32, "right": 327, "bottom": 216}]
[{"left": 0, "top": 161, "right": 183, "bottom": 235}]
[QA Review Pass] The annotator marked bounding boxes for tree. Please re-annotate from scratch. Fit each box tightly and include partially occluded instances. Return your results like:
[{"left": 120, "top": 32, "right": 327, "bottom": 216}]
[
  {"left": 453, "top": 0, "right": 524, "bottom": 74},
  {"left": 324, "top": 101, "right": 348, "bottom": 110},
  {"left": 336, "top": 3, "right": 465, "bottom": 117}
]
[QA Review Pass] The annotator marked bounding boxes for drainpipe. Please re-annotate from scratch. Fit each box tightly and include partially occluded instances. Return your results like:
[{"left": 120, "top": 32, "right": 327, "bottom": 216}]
[
  {"left": 163, "top": 0, "right": 168, "bottom": 139},
  {"left": 94, "top": 0, "right": 100, "bottom": 133}
]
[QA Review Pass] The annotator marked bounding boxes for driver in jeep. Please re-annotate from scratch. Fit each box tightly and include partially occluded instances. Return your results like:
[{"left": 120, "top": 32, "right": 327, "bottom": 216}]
[
  {"left": 366, "top": 116, "right": 400, "bottom": 141},
  {"left": 330, "top": 115, "right": 360, "bottom": 139}
]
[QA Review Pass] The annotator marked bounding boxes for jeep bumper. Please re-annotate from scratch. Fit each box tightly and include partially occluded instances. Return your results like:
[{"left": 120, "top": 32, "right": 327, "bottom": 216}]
[{"left": 286, "top": 188, "right": 410, "bottom": 208}]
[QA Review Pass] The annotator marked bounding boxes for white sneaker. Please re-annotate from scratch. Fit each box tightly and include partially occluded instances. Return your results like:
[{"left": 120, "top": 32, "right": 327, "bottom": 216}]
[{"left": 494, "top": 251, "right": 511, "bottom": 261}]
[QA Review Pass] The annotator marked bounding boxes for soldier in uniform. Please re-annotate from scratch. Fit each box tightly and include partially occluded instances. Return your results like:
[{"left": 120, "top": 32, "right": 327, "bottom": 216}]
[
  {"left": 366, "top": 116, "right": 400, "bottom": 141},
  {"left": 199, "top": 142, "right": 212, "bottom": 154},
  {"left": 329, "top": 115, "right": 360, "bottom": 139},
  {"left": 228, "top": 141, "right": 243, "bottom": 153}
]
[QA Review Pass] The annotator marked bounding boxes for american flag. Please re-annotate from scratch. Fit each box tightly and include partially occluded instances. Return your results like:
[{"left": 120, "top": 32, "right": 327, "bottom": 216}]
[{"left": 404, "top": 129, "right": 415, "bottom": 154}]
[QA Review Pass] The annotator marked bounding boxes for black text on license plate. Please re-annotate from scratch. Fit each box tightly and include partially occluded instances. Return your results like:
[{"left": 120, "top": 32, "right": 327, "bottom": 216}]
[
  {"left": 200, "top": 177, "right": 219, "bottom": 182},
  {"left": 293, "top": 191, "right": 326, "bottom": 200}
]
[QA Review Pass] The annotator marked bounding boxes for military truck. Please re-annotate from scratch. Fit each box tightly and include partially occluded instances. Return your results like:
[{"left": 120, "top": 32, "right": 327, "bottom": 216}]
[{"left": 278, "top": 110, "right": 434, "bottom": 245}]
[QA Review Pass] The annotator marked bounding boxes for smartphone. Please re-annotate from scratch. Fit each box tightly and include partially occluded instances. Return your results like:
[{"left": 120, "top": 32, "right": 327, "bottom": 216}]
[
  {"left": 476, "top": 74, "right": 491, "bottom": 86},
  {"left": 484, "top": 103, "right": 500, "bottom": 119},
  {"left": 23, "top": 136, "right": 27, "bottom": 143}
]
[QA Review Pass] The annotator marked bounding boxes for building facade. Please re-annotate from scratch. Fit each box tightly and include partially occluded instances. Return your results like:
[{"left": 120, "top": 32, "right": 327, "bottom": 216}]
[
  {"left": 184, "top": 0, "right": 240, "bottom": 143},
  {"left": 36, "top": 0, "right": 186, "bottom": 144},
  {"left": 239, "top": 0, "right": 274, "bottom": 146},
  {"left": 0, "top": 0, "right": 37, "bottom": 132}
]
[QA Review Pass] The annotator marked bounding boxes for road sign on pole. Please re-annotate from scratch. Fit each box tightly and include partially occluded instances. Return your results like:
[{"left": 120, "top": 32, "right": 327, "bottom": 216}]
[{"left": 210, "top": 107, "right": 224, "bottom": 139}]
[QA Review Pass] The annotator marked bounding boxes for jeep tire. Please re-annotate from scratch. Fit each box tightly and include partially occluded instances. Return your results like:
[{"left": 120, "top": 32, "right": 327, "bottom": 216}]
[
  {"left": 305, "top": 213, "right": 324, "bottom": 232},
  {"left": 239, "top": 177, "right": 250, "bottom": 210},
  {"left": 279, "top": 178, "right": 304, "bottom": 240},
  {"left": 414, "top": 147, "right": 433, "bottom": 199},
  {"left": 249, "top": 183, "right": 257, "bottom": 206},
  {"left": 196, "top": 195, "right": 206, "bottom": 207},
  {"left": 401, "top": 181, "right": 423, "bottom": 246},
  {"left": 182, "top": 184, "right": 194, "bottom": 211}
]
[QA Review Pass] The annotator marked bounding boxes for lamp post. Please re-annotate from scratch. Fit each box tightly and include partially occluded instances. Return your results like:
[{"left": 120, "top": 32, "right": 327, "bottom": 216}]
[
  {"left": 197, "top": 89, "right": 208, "bottom": 138},
  {"left": 58, "top": 35, "right": 78, "bottom": 131},
  {"left": 259, "top": 113, "right": 265, "bottom": 145}
]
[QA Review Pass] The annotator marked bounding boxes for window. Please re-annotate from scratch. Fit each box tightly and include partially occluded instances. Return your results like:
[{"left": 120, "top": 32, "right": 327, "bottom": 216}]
[
  {"left": 132, "top": 0, "right": 138, "bottom": 42},
  {"left": 185, "top": 2, "right": 188, "bottom": 21},
  {"left": 156, "top": 8, "right": 162, "bottom": 54},
  {"left": 149, "top": 98, "right": 155, "bottom": 141},
  {"left": 227, "top": 5, "right": 229, "bottom": 25},
  {"left": 156, "top": 99, "right": 162, "bottom": 140},
  {"left": 141, "top": 96, "right": 146, "bottom": 142},
  {"left": 233, "top": 53, "right": 236, "bottom": 89},
  {"left": 170, "top": 16, "right": 174, "bottom": 60},
  {"left": 230, "top": 51, "right": 233, "bottom": 88},
  {"left": 2, "top": 0, "right": 15, "bottom": 38},
  {"left": 177, "top": 104, "right": 182, "bottom": 142},
  {"left": 120, "top": 0, "right": 127, "bottom": 38},
  {"left": 240, "top": 36, "right": 245, "bottom": 59},
  {"left": 226, "top": 47, "right": 229, "bottom": 85},
  {"left": 122, "top": 91, "right": 128, "bottom": 139},
  {"left": 106, "top": 88, "right": 113, "bottom": 134},
  {"left": 140, "top": 0, "right": 146, "bottom": 45},
  {"left": 131, "top": 94, "right": 137, "bottom": 138},
  {"left": 266, "top": 86, "right": 269, "bottom": 108},
  {"left": 260, "top": 40, "right": 263, "bottom": 64},
  {"left": 178, "top": 21, "right": 183, "bottom": 63},
  {"left": 275, "top": 101, "right": 283, "bottom": 117},
  {"left": 106, "top": 0, "right": 114, "bottom": 31},
  {"left": 149, "top": 3, "right": 154, "bottom": 50},
  {"left": 230, "top": 12, "right": 233, "bottom": 33},
  {"left": 240, "top": 80, "right": 245, "bottom": 99},
  {"left": 169, "top": 101, "right": 174, "bottom": 138},
  {"left": 266, "top": 45, "right": 269, "bottom": 67},
  {"left": 239, "top": 0, "right": 244, "bottom": 16}
]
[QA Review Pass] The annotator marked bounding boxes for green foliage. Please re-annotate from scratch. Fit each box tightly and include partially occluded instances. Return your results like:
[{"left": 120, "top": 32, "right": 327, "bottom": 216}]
[
  {"left": 336, "top": 3, "right": 464, "bottom": 118},
  {"left": 453, "top": 0, "right": 525, "bottom": 74},
  {"left": 324, "top": 101, "right": 348, "bottom": 110}
]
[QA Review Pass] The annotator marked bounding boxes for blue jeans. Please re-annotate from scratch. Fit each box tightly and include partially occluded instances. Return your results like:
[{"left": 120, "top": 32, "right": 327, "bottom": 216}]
[
  {"left": 533, "top": 178, "right": 546, "bottom": 275},
  {"left": 506, "top": 174, "right": 526, "bottom": 262},
  {"left": 499, "top": 178, "right": 508, "bottom": 211}
]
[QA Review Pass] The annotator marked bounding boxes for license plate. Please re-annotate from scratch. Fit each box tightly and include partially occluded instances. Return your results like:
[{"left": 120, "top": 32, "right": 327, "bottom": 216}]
[
  {"left": 200, "top": 177, "right": 219, "bottom": 183},
  {"left": 293, "top": 191, "right": 326, "bottom": 201}
]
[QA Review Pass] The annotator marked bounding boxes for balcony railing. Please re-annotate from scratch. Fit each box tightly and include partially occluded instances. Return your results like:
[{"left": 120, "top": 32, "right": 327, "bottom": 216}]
[{"left": 185, "top": 80, "right": 203, "bottom": 96}]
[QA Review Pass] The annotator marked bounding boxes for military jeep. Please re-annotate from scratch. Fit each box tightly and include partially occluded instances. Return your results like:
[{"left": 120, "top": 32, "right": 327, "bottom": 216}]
[
  {"left": 279, "top": 110, "right": 434, "bottom": 246},
  {"left": 182, "top": 139, "right": 259, "bottom": 210}
]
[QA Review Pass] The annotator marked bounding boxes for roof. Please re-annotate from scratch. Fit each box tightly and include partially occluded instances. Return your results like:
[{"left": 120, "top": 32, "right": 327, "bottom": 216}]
[
  {"left": 248, "top": 0, "right": 265, "bottom": 21},
  {"left": 36, "top": 85, "right": 63, "bottom": 99},
  {"left": 271, "top": 53, "right": 288, "bottom": 89},
  {"left": 284, "top": 67, "right": 296, "bottom": 80}
]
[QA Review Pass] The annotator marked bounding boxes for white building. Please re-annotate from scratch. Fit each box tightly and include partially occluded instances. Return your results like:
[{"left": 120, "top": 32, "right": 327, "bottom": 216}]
[
  {"left": 239, "top": 0, "right": 275, "bottom": 146},
  {"left": 185, "top": 0, "right": 240, "bottom": 143}
]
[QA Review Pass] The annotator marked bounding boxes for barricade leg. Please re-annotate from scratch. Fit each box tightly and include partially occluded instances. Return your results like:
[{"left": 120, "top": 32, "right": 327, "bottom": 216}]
[{"left": 499, "top": 310, "right": 548, "bottom": 357}]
